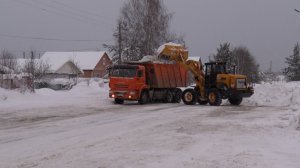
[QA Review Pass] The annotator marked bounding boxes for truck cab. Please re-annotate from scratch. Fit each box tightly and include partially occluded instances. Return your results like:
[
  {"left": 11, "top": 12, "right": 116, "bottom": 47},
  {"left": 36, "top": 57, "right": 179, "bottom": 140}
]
[{"left": 108, "top": 64, "right": 147, "bottom": 104}]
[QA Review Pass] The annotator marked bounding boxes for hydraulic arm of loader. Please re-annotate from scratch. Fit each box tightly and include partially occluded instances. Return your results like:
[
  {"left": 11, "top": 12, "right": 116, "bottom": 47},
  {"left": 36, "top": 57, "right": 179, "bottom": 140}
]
[{"left": 157, "top": 44, "right": 206, "bottom": 99}]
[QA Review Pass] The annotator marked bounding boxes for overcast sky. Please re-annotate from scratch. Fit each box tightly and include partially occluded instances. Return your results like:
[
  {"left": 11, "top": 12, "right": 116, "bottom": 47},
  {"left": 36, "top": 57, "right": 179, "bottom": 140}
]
[{"left": 1, "top": 0, "right": 300, "bottom": 71}]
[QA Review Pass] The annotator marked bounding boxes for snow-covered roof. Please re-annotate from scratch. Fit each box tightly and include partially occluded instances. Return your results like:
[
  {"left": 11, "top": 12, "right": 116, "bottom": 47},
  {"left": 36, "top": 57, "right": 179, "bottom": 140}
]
[
  {"left": 189, "top": 56, "right": 202, "bottom": 62},
  {"left": 0, "top": 65, "right": 15, "bottom": 74},
  {"left": 41, "top": 52, "right": 107, "bottom": 72}
]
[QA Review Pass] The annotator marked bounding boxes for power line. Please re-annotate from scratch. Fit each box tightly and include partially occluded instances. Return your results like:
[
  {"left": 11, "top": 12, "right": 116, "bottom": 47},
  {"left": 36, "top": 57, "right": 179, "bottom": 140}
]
[
  {"left": 46, "top": 0, "right": 114, "bottom": 23},
  {"left": 0, "top": 33, "right": 112, "bottom": 42},
  {"left": 30, "top": 0, "right": 111, "bottom": 26},
  {"left": 11, "top": 0, "right": 113, "bottom": 27}
]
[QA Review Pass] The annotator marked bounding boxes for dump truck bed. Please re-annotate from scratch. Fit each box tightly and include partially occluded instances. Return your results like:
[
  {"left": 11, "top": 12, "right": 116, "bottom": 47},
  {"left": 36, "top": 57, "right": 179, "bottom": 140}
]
[{"left": 142, "top": 63, "right": 188, "bottom": 88}]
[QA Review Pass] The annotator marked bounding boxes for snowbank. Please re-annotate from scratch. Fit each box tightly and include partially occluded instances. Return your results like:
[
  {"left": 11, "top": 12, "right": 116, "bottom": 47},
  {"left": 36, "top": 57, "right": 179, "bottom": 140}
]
[
  {"left": 0, "top": 79, "right": 110, "bottom": 111},
  {"left": 245, "top": 82, "right": 300, "bottom": 107},
  {"left": 244, "top": 81, "right": 300, "bottom": 129}
]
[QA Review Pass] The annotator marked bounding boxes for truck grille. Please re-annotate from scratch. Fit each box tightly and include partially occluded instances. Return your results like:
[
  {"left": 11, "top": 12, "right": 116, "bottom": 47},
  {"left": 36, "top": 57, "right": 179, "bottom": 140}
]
[
  {"left": 115, "top": 84, "right": 129, "bottom": 89},
  {"left": 236, "top": 79, "right": 246, "bottom": 89}
]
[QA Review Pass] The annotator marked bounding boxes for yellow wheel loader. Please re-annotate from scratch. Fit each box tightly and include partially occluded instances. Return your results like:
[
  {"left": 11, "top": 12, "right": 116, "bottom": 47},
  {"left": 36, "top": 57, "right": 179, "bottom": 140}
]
[{"left": 157, "top": 44, "right": 254, "bottom": 106}]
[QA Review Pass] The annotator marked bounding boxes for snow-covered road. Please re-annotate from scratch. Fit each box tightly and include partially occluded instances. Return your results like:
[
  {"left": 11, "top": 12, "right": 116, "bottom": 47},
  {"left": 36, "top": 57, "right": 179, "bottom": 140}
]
[
  {"left": 1, "top": 103, "right": 300, "bottom": 168},
  {"left": 1, "top": 81, "right": 300, "bottom": 168}
]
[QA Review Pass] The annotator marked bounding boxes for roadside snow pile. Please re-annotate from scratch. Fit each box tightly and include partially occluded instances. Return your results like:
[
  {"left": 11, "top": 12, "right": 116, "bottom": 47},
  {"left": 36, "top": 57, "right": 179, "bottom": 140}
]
[
  {"left": 0, "top": 79, "right": 110, "bottom": 111},
  {"left": 245, "top": 82, "right": 300, "bottom": 107},
  {"left": 0, "top": 88, "right": 8, "bottom": 101},
  {"left": 244, "top": 81, "right": 300, "bottom": 129}
]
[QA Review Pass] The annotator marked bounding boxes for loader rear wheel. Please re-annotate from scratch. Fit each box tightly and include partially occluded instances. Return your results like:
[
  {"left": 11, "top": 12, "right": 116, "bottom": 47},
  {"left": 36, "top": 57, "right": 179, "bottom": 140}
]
[
  {"left": 208, "top": 89, "right": 222, "bottom": 106},
  {"left": 172, "top": 89, "right": 182, "bottom": 103},
  {"left": 182, "top": 89, "right": 197, "bottom": 105},
  {"left": 115, "top": 98, "right": 124, "bottom": 104},
  {"left": 138, "top": 91, "right": 149, "bottom": 105},
  {"left": 229, "top": 94, "right": 243, "bottom": 106}
]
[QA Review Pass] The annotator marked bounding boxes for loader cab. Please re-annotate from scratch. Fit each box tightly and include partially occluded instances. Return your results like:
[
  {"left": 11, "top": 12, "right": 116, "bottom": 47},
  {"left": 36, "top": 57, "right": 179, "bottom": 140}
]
[{"left": 204, "top": 62, "right": 227, "bottom": 88}]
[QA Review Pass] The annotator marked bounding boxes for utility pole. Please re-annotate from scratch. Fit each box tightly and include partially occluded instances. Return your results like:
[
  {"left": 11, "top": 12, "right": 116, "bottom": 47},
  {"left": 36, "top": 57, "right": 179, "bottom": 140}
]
[
  {"left": 269, "top": 60, "right": 273, "bottom": 73},
  {"left": 118, "top": 22, "right": 122, "bottom": 64}
]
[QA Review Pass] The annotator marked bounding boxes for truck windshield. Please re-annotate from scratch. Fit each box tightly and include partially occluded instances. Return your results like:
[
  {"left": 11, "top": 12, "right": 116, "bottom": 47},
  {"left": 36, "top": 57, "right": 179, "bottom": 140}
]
[{"left": 110, "top": 68, "right": 137, "bottom": 78}]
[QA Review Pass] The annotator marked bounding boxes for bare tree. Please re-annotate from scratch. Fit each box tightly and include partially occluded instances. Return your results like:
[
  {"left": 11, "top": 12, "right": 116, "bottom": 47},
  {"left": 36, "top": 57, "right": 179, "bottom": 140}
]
[
  {"left": 0, "top": 50, "right": 18, "bottom": 73},
  {"left": 104, "top": 0, "right": 184, "bottom": 63},
  {"left": 232, "top": 46, "right": 260, "bottom": 82},
  {"left": 212, "top": 44, "right": 260, "bottom": 82},
  {"left": 23, "top": 50, "right": 51, "bottom": 92}
]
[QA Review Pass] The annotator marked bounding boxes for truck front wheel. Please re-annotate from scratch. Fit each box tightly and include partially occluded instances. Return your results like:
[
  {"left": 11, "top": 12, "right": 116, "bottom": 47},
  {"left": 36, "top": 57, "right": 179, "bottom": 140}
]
[
  {"left": 138, "top": 91, "right": 149, "bottom": 105},
  {"left": 182, "top": 89, "right": 197, "bottom": 105}
]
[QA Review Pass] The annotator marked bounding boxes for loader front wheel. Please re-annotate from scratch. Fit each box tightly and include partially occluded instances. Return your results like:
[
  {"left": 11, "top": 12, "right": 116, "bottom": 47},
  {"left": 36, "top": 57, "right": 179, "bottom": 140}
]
[
  {"left": 229, "top": 94, "right": 243, "bottom": 106},
  {"left": 208, "top": 89, "right": 222, "bottom": 106},
  {"left": 182, "top": 89, "right": 197, "bottom": 105}
]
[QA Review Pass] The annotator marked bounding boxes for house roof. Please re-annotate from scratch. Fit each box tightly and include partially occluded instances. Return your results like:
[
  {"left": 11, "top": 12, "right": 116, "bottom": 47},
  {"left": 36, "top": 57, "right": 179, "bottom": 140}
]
[
  {"left": 189, "top": 56, "right": 202, "bottom": 62},
  {"left": 0, "top": 64, "right": 15, "bottom": 74},
  {"left": 41, "top": 51, "right": 107, "bottom": 72}
]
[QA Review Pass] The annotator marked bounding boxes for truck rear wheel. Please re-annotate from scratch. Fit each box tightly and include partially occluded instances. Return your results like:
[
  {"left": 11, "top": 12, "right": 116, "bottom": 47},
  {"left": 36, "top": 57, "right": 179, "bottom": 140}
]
[
  {"left": 229, "top": 94, "right": 243, "bottom": 106},
  {"left": 182, "top": 89, "right": 197, "bottom": 105},
  {"left": 172, "top": 89, "right": 182, "bottom": 103},
  {"left": 208, "top": 89, "right": 222, "bottom": 106},
  {"left": 115, "top": 98, "right": 124, "bottom": 104},
  {"left": 138, "top": 91, "right": 149, "bottom": 105},
  {"left": 163, "top": 90, "right": 173, "bottom": 103}
]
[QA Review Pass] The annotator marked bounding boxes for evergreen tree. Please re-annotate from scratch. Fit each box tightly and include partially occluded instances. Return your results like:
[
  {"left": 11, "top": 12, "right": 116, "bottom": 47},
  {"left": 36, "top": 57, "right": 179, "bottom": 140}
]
[
  {"left": 213, "top": 42, "right": 234, "bottom": 71},
  {"left": 283, "top": 43, "right": 300, "bottom": 81}
]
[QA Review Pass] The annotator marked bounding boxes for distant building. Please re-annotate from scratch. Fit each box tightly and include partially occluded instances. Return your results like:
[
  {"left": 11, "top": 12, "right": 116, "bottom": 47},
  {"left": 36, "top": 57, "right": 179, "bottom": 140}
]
[{"left": 41, "top": 51, "right": 112, "bottom": 78}]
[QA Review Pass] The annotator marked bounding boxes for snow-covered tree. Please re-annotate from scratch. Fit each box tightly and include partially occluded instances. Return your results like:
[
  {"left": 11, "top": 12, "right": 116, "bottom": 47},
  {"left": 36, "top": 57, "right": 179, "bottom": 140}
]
[
  {"left": 104, "top": 0, "right": 183, "bottom": 63},
  {"left": 283, "top": 43, "right": 300, "bottom": 81}
]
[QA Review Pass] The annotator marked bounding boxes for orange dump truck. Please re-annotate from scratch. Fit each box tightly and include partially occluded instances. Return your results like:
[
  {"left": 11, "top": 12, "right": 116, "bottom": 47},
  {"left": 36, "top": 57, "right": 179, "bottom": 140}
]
[{"left": 108, "top": 63, "right": 188, "bottom": 104}]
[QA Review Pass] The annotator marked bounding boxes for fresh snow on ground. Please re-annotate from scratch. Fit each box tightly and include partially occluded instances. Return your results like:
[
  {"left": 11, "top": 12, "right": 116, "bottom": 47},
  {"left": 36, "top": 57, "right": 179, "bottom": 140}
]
[{"left": 0, "top": 80, "right": 300, "bottom": 168}]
